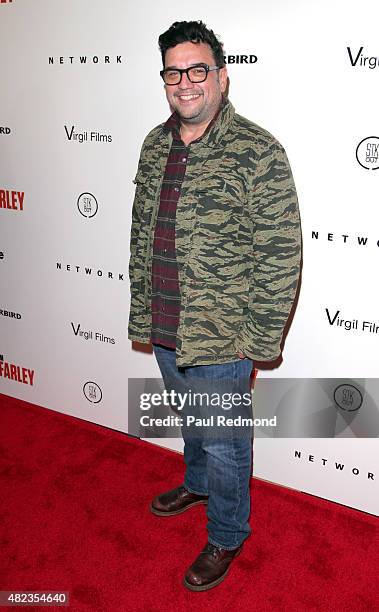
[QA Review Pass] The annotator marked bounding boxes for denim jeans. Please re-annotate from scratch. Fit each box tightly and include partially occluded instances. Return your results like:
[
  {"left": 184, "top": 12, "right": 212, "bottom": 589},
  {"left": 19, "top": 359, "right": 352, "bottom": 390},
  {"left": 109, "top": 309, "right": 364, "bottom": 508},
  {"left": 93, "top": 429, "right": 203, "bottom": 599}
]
[{"left": 152, "top": 343, "right": 254, "bottom": 550}]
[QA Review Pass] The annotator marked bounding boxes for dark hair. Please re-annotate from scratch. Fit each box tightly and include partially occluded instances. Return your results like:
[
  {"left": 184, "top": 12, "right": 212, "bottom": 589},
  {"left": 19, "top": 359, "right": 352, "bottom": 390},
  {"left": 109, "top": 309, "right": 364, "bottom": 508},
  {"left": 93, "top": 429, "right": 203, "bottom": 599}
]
[{"left": 158, "top": 20, "right": 225, "bottom": 68}]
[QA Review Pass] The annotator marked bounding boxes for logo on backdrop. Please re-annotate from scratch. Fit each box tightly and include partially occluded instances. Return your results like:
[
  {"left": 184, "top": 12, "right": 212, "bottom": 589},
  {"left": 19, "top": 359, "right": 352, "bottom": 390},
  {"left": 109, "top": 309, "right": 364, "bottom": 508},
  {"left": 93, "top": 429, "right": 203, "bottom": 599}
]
[
  {"left": 325, "top": 308, "right": 379, "bottom": 336},
  {"left": 294, "top": 450, "right": 374, "bottom": 481},
  {"left": 0, "top": 189, "right": 25, "bottom": 211},
  {"left": 71, "top": 322, "right": 115, "bottom": 345},
  {"left": 48, "top": 55, "right": 122, "bottom": 65},
  {"left": 83, "top": 381, "right": 102, "bottom": 404},
  {"left": 223, "top": 54, "right": 258, "bottom": 64},
  {"left": 0, "top": 356, "right": 35, "bottom": 386},
  {"left": 0, "top": 127, "right": 11, "bottom": 134},
  {"left": 311, "top": 230, "right": 379, "bottom": 249},
  {"left": 56, "top": 262, "right": 125, "bottom": 281},
  {"left": 356, "top": 137, "right": 379, "bottom": 170},
  {"left": 64, "top": 125, "right": 112, "bottom": 144},
  {"left": 0, "top": 308, "right": 21, "bottom": 320},
  {"left": 0, "top": 251, "right": 4, "bottom": 261},
  {"left": 347, "top": 46, "right": 379, "bottom": 69},
  {"left": 77, "top": 193, "right": 98, "bottom": 218},
  {"left": 334, "top": 384, "right": 363, "bottom": 412}
]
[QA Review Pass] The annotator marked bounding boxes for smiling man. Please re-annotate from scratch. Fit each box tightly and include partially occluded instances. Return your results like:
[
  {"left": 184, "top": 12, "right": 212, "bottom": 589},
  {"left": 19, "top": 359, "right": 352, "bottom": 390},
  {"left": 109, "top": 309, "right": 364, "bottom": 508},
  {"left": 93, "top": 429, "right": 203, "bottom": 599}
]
[
  {"left": 162, "top": 40, "right": 227, "bottom": 144},
  {"left": 128, "top": 20, "right": 302, "bottom": 591}
]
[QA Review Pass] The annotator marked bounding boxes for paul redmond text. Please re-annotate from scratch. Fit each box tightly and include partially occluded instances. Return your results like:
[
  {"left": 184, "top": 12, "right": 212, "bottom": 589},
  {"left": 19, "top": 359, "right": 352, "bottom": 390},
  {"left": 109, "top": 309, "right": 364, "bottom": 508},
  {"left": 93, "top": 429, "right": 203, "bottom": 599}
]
[{"left": 140, "top": 415, "right": 277, "bottom": 428}]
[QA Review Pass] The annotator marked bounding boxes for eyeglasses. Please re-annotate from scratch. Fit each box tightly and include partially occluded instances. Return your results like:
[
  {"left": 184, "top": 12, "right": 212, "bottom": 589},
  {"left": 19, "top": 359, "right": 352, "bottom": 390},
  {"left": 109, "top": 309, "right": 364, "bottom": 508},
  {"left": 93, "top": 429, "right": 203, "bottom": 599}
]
[{"left": 160, "top": 63, "right": 220, "bottom": 86}]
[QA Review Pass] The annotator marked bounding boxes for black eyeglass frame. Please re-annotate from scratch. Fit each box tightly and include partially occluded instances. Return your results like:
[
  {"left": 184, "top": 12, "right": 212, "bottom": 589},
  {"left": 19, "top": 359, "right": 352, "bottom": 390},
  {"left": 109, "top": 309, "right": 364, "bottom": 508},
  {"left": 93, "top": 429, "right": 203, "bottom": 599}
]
[{"left": 160, "top": 63, "right": 220, "bottom": 86}]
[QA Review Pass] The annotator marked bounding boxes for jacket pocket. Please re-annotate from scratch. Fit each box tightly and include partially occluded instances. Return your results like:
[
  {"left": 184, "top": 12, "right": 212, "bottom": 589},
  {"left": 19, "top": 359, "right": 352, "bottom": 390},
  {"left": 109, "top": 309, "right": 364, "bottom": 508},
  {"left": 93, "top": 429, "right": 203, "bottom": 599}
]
[{"left": 133, "top": 170, "right": 149, "bottom": 211}]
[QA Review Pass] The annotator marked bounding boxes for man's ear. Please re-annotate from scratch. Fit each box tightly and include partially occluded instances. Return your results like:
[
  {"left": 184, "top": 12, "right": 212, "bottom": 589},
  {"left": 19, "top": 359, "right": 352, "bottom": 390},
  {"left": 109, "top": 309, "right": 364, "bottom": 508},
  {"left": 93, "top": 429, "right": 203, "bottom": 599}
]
[{"left": 219, "top": 66, "right": 228, "bottom": 93}]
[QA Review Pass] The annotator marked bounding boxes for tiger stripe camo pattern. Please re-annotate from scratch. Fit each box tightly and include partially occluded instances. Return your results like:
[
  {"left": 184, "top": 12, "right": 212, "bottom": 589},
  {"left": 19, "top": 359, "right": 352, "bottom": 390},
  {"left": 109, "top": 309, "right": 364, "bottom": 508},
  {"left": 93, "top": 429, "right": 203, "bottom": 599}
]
[{"left": 128, "top": 99, "right": 302, "bottom": 367}]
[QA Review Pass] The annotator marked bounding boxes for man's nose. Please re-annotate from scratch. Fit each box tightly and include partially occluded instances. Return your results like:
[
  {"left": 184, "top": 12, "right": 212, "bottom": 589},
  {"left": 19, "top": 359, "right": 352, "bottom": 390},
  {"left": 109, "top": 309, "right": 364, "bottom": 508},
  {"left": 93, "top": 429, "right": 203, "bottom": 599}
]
[{"left": 178, "top": 71, "right": 192, "bottom": 88}]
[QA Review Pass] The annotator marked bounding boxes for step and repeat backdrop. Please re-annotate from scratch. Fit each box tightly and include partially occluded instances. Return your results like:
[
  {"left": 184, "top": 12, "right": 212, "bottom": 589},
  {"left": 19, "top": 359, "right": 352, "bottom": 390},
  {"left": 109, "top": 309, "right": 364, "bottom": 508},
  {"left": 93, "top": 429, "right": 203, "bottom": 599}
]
[{"left": 1, "top": 0, "right": 378, "bottom": 515}]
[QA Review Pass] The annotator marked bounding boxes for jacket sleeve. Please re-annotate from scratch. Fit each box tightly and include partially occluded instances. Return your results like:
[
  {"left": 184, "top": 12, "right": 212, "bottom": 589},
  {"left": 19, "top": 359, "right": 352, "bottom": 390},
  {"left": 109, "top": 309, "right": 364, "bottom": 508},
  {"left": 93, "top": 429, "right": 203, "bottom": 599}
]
[
  {"left": 128, "top": 164, "right": 143, "bottom": 287},
  {"left": 127, "top": 140, "right": 150, "bottom": 343},
  {"left": 235, "top": 141, "right": 302, "bottom": 362},
  {"left": 128, "top": 125, "right": 162, "bottom": 283}
]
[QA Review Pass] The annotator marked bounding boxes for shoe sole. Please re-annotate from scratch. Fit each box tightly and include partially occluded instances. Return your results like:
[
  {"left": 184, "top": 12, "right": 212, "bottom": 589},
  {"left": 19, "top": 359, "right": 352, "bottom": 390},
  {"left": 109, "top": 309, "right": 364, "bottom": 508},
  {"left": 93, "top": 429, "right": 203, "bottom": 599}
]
[
  {"left": 182, "top": 547, "right": 242, "bottom": 592},
  {"left": 150, "top": 499, "right": 208, "bottom": 517}
]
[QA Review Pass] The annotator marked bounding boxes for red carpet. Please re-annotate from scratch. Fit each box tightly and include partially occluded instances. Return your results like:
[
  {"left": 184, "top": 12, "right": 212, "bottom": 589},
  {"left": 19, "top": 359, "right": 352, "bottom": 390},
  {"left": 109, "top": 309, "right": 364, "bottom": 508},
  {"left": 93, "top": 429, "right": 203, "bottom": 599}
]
[{"left": 0, "top": 393, "right": 377, "bottom": 611}]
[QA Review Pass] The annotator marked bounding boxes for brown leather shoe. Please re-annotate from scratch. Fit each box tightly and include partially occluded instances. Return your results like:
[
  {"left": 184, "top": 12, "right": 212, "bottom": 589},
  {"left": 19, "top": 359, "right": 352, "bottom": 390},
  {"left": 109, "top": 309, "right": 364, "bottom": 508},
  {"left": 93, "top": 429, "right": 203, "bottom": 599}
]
[
  {"left": 183, "top": 542, "right": 243, "bottom": 591},
  {"left": 150, "top": 485, "right": 208, "bottom": 516}
]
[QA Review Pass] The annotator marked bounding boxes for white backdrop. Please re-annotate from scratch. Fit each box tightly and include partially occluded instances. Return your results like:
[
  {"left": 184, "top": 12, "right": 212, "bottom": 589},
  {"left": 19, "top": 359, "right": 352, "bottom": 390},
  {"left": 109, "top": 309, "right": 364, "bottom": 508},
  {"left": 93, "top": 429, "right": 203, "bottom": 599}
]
[{"left": 1, "top": 0, "right": 378, "bottom": 515}]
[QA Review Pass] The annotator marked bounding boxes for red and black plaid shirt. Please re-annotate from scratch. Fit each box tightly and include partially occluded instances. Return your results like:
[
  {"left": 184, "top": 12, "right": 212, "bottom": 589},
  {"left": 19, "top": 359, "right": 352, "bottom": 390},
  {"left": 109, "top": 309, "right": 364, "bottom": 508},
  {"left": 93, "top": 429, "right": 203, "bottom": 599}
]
[{"left": 151, "top": 100, "right": 224, "bottom": 349}]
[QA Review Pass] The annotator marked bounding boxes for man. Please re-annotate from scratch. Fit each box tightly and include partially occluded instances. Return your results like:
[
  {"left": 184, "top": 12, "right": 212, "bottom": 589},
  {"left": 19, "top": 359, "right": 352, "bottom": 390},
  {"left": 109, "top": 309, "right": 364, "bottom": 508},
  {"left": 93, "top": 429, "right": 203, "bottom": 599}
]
[{"left": 128, "top": 20, "right": 302, "bottom": 591}]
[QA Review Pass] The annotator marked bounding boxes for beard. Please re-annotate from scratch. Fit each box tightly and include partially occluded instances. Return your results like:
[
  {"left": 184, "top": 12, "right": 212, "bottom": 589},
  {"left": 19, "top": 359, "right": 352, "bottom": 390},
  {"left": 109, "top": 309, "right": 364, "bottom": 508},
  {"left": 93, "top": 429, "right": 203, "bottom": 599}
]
[{"left": 168, "top": 90, "right": 221, "bottom": 125}]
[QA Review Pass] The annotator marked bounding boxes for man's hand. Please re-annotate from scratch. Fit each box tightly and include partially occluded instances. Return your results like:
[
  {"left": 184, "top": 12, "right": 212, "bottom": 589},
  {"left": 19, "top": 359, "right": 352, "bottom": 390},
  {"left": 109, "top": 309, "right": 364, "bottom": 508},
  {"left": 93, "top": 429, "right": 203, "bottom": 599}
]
[{"left": 237, "top": 351, "right": 246, "bottom": 359}]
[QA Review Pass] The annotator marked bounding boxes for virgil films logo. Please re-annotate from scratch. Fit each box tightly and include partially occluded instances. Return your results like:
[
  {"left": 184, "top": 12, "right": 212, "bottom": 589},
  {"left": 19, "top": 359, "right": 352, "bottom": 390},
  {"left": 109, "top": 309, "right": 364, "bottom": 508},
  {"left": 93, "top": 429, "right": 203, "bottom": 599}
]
[
  {"left": 65, "top": 125, "right": 112, "bottom": 144},
  {"left": 325, "top": 308, "right": 379, "bottom": 336},
  {"left": 71, "top": 322, "right": 115, "bottom": 345},
  {"left": 347, "top": 46, "right": 379, "bottom": 69},
  {"left": 77, "top": 193, "right": 98, "bottom": 218},
  {"left": 356, "top": 137, "right": 379, "bottom": 170},
  {"left": 83, "top": 381, "right": 102, "bottom": 404}
]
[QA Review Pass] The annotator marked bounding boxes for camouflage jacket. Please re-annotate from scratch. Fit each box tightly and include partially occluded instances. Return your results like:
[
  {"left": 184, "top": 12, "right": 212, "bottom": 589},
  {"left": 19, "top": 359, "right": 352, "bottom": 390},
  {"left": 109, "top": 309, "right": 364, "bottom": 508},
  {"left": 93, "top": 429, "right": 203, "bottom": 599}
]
[{"left": 128, "top": 99, "right": 302, "bottom": 367}]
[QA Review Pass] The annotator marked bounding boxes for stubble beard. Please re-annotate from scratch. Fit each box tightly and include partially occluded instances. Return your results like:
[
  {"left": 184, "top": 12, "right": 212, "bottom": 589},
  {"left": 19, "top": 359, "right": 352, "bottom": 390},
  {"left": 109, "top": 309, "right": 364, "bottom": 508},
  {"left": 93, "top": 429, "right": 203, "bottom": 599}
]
[{"left": 171, "top": 91, "right": 222, "bottom": 125}]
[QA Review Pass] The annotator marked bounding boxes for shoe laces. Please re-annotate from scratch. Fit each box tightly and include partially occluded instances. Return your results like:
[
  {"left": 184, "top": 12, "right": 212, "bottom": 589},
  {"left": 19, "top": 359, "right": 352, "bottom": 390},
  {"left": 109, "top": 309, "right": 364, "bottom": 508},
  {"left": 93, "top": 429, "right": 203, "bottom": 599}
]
[{"left": 204, "top": 543, "right": 222, "bottom": 558}]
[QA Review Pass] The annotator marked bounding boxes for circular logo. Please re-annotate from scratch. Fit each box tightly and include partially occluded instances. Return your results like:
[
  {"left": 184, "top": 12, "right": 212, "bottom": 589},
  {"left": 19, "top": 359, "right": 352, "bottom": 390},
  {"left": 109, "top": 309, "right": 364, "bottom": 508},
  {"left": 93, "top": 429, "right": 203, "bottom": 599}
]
[
  {"left": 77, "top": 192, "right": 98, "bottom": 218},
  {"left": 334, "top": 384, "right": 363, "bottom": 412},
  {"left": 83, "top": 381, "right": 102, "bottom": 403},
  {"left": 356, "top": 136, "right": 379, "bottom": 170}
]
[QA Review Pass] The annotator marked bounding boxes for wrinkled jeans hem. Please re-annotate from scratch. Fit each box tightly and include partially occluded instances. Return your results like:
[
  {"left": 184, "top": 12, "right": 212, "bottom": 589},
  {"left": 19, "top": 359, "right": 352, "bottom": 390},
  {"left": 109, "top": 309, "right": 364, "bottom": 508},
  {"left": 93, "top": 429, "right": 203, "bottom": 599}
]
[
  {"left": 208, "top": 535, "right": 249, "bottom": 551},
  {"left": 184, "top": 482, "right": 209, "bottom": 496}
]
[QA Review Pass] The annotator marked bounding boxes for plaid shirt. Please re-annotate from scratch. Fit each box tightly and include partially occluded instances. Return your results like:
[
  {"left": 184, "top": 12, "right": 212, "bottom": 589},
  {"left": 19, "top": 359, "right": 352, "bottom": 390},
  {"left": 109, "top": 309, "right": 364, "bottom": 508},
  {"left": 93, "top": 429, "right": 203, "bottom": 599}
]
[{"left": 151, "top": 101, "right": 224, "bottom": 348}]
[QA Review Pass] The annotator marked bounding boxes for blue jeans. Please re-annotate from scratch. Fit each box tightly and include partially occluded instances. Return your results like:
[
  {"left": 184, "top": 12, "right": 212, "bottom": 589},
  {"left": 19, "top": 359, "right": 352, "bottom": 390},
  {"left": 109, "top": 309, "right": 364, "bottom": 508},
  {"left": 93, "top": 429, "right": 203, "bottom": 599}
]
[{"left": 152, "top": 344, "right": 254, "bottom": 550}]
